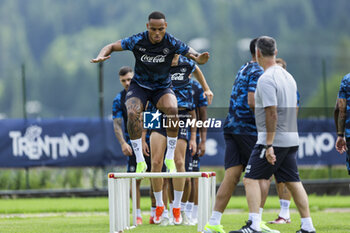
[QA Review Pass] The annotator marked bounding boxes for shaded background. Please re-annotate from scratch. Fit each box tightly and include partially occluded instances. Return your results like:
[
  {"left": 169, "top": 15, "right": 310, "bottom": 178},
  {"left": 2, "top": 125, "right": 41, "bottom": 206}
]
[{"left": 1, "top": 0, "right": 350, "bottom": 119}]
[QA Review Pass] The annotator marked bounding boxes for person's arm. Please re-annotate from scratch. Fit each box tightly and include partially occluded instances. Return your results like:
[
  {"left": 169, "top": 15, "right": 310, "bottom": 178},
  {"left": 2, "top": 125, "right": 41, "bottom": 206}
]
[
  {"left": 334, "top": 100, "right": 340, "bottom": 133},
  {"left": 188, "top": 110, "right": 197, "bottom": 156},
  {"left": 247, "top": 92, "right": 255, "bottom": 112},
  {"left": 90, "top": 40, "right": 124, "bottom": 63},
  {"left": 192, "top": 65, "right": 213, "bottom": 105},
  {"left": 185, "top": 47, "right": 210, "bottom": 65},
  {"left": 198, "top": 106, "right": 207, "bottom": 157},
  {"left": 113, "top": 118, "right": 133, "bottom": 156},
  {"left": 265, "top": 105, "right": 277, "bottom": 165},
  {"left": 247, "top": 70, "right": 263, "bottom": 112},
  {"left": 335, "top": 98, "right": 347, "bottom": 154}
]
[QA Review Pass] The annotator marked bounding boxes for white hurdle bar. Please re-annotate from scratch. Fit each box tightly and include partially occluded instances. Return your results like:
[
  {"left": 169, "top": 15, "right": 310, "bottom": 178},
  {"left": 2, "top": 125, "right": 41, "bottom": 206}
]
[{"left": 108, "top": 172, "right": 216, "bottom": 233}]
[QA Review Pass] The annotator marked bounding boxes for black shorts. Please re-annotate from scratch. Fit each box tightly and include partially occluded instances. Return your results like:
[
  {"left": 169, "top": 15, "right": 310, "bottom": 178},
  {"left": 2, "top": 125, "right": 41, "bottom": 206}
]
[
  {"left": 224, "top": 134, "right": 257, "bottom": 170},
  {"left": 244, "top": 145, "right": 300, "bottom": 182},
  {"left": 185, "top": 145, "right": 192, "bottom": 172},
  {"left": 126, "top": 80, "right": 175, "bottom": 109},
  {"left": 190, "top": 154, "right": 200, "bottom": 172},
  {"left": 151, "top": 111, "right": 189, "bottom": 141},
  {"left": 185, "top": 136, "right": 201, "bottom": 172},
  {"left": 152, "top": 127, "right": 189, "bottom": 141}
]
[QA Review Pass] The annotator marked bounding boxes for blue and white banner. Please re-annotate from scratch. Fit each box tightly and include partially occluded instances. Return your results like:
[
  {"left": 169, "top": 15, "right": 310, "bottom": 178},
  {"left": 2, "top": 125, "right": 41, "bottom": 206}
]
[
  {"left": 0, "top": 118, "right": 346, "bottom": 168},
  {"left": 0, "top": 118, "right": 125, "bottom": 168},
  {"left": 201, "top": 119, "right": 344, "bottom": 166}
]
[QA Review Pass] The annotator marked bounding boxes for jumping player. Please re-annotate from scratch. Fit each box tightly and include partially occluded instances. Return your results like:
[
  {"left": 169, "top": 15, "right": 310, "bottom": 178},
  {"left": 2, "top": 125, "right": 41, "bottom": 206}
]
[{"left": 91, "top": 11, "right": 210, "bottom": 175}]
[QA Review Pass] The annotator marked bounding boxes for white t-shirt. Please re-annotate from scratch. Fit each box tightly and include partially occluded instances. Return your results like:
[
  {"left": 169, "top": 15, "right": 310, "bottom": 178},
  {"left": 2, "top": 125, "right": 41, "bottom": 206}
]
[{"left": 254, "top": 65, "right": 299, "bottom": 147}]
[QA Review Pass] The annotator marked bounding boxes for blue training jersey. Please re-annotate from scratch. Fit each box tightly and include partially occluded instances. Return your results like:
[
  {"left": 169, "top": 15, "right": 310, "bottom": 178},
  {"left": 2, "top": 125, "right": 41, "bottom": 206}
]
[
  {"left": 191, "top": 79, "right": 208, "bottom": 109},
  {"left": 121, "top": 31, "right": 190, "bottom": 90},
  {"left": 190, "top": 79, "right": 208, "bottom": 139},
  {"left": 338, "top": 73, "right": 350, "bottom": 137},
  {"left": 223, "top": 61, "right": 264, "bottom": 135},
  {"left": 170, "top": 56, "right": 196, "bottom": 110}
]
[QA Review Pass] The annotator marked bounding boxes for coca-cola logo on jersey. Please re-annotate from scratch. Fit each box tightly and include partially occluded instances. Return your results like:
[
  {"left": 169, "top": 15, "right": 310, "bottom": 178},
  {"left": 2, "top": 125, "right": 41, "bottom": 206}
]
[
  {"left": 141, "top": 54, "right": 166, "bottom": 63},
  {"left": 171, "top": 73, "right": 185, "bottom": 81}
]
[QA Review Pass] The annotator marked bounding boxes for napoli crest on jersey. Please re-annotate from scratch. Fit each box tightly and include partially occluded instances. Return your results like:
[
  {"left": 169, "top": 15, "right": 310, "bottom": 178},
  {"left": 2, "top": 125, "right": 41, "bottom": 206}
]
[{"left": 163, "top": 48, "right": 170, "bottom": 54}]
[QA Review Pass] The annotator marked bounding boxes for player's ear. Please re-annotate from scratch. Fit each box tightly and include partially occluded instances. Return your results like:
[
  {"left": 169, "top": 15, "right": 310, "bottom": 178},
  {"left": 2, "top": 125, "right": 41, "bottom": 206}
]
[
  {"left": 256, "top": 48, "right": 260, "bottom": 59},
  {"left": 146, "top": 23, "right": 149, "bottom": 30},
  {"left": 274, "top": 49, "right": 278, "bottom": 57},
  {"left": 164, "top": 22, "right": 168, "bottom": 29}
]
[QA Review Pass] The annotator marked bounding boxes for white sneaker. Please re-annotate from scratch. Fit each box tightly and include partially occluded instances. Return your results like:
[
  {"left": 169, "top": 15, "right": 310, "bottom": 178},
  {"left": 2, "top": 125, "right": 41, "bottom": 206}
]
[
  {"left": 192, "top": 218, "right": 198, "bottom": 224},
  {"left": 188, "top": 218, "right": 198, "bottom": 226},
  {"left": 181, "top": 211, "right": 190, "bottom": 225},
  {"left": 160, "top": 217, "right": 170, "bottom": 226}
]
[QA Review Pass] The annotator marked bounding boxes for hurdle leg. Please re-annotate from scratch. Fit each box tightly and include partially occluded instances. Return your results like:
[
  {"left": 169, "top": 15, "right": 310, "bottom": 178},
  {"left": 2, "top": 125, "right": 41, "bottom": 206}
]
[
  {"left": 122, "top": 178, "right": 129, "bottom": 230},
  {"left": 211, "top": 172, "right": 216, "bottom": 212},
  {"left": 108, "top": 176, "right": 116, "bottom": 233},
  {"left": 126, "top": 178, "right": 130, "bottom": 228},
  {"left": 116, "top": 178, "right": 123, "bottom": 232},
  {"left": 131, "top": 178, "right": 137, "bottom": 227}
]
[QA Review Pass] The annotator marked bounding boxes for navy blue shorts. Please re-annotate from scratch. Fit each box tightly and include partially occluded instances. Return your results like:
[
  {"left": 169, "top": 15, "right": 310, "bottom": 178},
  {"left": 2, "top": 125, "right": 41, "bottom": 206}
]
[
  {"left": 151, "top": 111, "right": 189, "bottom": 141},
  {"left": 126, "top": 80, "right": 175, "bottom": 109},
  {"left": 185, "top": 145, "right": 192, "bottom": 172},
  {"left": 244, "top": 145, "right": 300, "bottom": 182},
  {"left": 190, "top": 154, "right": 200, "bottom": 172},
  {"left": 185, "top": 136, "right": 201, "bottom": 172},
  {"left": 224, "top": 134, "right": 257, "bottom": 170}
]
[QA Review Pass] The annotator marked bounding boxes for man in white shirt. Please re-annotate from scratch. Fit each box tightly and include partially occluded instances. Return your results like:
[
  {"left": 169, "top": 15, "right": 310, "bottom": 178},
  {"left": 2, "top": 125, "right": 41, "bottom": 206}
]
[{"left": 229, "top": 36, "right": 316, "bottom": 233}]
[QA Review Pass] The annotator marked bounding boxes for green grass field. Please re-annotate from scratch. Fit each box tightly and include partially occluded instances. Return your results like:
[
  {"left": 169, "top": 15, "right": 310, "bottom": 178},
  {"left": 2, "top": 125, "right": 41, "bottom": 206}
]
[{"left": 0, "top": 196, "right": 350, "bottom": 232}]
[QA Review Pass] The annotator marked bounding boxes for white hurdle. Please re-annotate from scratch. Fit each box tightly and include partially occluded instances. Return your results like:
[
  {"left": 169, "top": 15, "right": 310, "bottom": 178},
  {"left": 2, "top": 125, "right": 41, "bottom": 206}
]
[{"left": 108, "top": 172, "right": 216, "bottom": 233}]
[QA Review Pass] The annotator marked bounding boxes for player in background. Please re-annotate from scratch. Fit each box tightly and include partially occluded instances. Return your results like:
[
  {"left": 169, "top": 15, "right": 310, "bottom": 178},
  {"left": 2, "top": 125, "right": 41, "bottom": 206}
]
[
  {"left": 91, "top": 11, "right": 210, "bottom": 177},
  {"left": 112, "top": 66, "right": 152, "bottom": 225},
  {"left": 231, "top": 36, "right": 315, "bottom": 233},
  {"left": 204, "top": 38, "right": 278, "bottom": 233},
  {"left": 267, "top": 58, "right": 293, "bottom": 224},
  {"left": 146, "top": 54, "right": 213, "bottom": 225},
  {"left": 181, "top": 78, "right": 208, "bottom": 225},
  {"left": 334, "top": 73, "right": 350, "bottom": 175}
]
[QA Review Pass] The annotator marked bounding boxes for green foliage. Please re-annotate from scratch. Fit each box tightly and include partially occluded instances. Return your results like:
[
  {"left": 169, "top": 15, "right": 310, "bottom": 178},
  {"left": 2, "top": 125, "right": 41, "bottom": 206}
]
[{"left": 0, "top": 166, "right": 348, "bottom": 190}]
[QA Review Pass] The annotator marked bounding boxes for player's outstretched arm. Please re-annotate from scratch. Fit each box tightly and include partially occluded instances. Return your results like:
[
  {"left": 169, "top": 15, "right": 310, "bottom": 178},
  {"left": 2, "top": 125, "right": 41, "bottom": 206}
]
[
  {"left": 193, "top": 65, "right": 213, "bottom": 105},
  {"left": 90, "top": 40, "right": 124, "bottom": 63},
  {"left": 185, "top": 47, "right": 210, "bottom": 65}
]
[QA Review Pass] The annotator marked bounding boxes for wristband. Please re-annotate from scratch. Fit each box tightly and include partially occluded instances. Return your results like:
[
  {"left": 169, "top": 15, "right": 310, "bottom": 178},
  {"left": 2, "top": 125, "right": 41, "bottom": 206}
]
[
  {"left": 337, "top": 133, "right": 344, "bottom": 137},
  {"left": 264, "top": 144, "right": 273, "bottom": 149}
]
